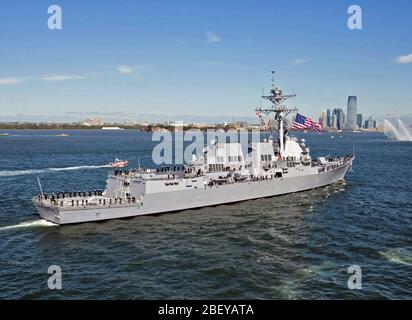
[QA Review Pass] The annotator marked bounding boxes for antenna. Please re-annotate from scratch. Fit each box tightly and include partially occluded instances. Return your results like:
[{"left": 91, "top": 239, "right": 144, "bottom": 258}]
[
  {"left": 255, "top": 71, "right": 298, "bottom": 156},
  {"left": 350, "top": 144, "right": 355, "bottom": 172},
  {"left": 36, "top": 176, "right": 44, "bottom": 198},
  {"left": 292, "top": 88, "right": 297, "bottom": 109}
]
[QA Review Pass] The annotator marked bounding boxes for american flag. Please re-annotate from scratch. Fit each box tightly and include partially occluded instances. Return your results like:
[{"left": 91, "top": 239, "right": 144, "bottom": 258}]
[
  {"left": 256, "top": 111, "right": 267, "bottom": 130},
  {"left": 292, "top": 113, "right": 322, "bottom": 132}
]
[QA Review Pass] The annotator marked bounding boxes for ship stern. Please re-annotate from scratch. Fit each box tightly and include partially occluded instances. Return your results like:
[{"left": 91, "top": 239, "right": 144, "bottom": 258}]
[{"left": 32, "top": 198, "right": 61, "bottom": 224}]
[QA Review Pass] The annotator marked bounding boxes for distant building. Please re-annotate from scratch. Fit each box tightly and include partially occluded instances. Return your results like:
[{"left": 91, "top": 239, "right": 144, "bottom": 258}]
[
  {"left": 320, "top": 110, "right": 327, "bottom": 130},
  {"left": 139, "top": 121, "right": 151, "bottom": 127},
  {"left": 234, "top": 121, "right": 249, "bottom": 128},
  {"left": 346, "top": 96, "right": 357, "bottom": 131},
  {"left": 191, "top": 123, "right": 210, "bottom": 128},
  {"left": 333, "top": 108, "right": 344, "bottom": 130},
  {"left": 326, "top": 109, "right": 331, "bottom": 127},
  {"left": 170, "top": 121, "right": 189, "bottom": 128},
  {"left": 83, "top": 117, "right": 104, "bottom": 126},
  {"left": 356, "top": 114, "right": 363, "bottom": 129},
  {"left": 331, "top": 113, "right": 337, "bottom": 129},
  {"left": 365, "top": 116, "right": 376, "bottom": 129}
]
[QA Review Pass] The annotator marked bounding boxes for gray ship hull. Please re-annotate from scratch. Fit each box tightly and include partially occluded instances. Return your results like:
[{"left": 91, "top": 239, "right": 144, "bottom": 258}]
[{"left": 36, "top": 163, "right": 350, "bottom": 225}]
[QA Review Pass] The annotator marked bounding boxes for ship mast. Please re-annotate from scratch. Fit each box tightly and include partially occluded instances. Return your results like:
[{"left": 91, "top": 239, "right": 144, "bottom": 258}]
[{"left": 255, "top": 71, "right": 297, "bottom": 156}]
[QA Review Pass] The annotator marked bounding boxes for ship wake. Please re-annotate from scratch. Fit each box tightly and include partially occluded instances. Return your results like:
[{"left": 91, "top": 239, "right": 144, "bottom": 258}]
[
  {"left": 380, "top": 248, "right": 412, "bottom": 266},
  {"left": 0, "top": 219, "right": 57, "bottom": 231},
  {"left": 0, "top": 165, "right": 111, "bottom": 177}
]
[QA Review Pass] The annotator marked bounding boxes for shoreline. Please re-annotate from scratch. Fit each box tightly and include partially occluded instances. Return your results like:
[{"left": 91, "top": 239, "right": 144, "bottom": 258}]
[{"left": 0, "top": 127, "right": 385, "bottom": 134}]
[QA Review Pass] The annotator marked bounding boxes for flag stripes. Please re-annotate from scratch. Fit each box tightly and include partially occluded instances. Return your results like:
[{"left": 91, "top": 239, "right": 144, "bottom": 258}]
[{"left": 292, "top": 113, "right": 322, "bottom": 132}]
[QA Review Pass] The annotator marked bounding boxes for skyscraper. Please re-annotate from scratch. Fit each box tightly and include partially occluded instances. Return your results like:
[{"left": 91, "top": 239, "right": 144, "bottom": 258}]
[
  {"left": 333, "top": 108, "right": 344, "bottom": 130},
  {"left": 347, "top": 96, "right": 357, "bottom": 131},
  {"left": 326, "top": 109, "right": 331, "bottom": 127},
  {"left": 365, "top": 116, "right": 376, "bottom": 129},
  {"left": 320, "top": 110, "right": 327, "bottom": 130},
  {"left": 331, "top": 113, "right": 337, "bottom": 129},
  {"left": 357, "top": 113, "right": 363, "bottom": 129}
]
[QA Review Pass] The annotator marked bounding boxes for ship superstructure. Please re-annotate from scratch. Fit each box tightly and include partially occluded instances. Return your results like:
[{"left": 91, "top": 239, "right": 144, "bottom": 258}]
[{"left": 33, "top": 74, "right": 354, "bottom": 225}]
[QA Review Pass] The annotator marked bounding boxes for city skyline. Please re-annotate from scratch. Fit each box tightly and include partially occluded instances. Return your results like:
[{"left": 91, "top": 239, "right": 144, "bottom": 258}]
[
  {"left": 0, "top": 0, "right": 411, "bottom": 122},
  {"left": 319, "top": 97, "right": 379, "bottom": 132}
]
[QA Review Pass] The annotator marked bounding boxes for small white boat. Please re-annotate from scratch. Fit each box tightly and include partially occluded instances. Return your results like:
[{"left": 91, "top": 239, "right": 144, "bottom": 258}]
[
  {"left": 110, "top": 157, "right": 129, "bottom": 168},
  {"left": 1, "top": 132, "right": 9, "bottom": 136},
  {"left": 102, "top": 127, "right": 124, "bottom": 130},
  {"left": 56, "top": 133, "right": 69, "bottom": 137}
]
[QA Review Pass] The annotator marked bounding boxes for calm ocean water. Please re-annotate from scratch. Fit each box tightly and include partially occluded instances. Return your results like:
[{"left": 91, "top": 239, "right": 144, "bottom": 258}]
[{"left": 0, "top": 130, "right": 410, "bottom": 299}]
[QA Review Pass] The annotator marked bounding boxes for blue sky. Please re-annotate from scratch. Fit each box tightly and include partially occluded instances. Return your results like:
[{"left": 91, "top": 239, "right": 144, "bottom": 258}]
[{"left": 0, "top": 0, "right": 411, "bottom": 122}]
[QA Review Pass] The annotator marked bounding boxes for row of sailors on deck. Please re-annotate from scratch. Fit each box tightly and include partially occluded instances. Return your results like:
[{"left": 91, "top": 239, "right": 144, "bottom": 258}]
[
  {"left": 38, "top": 195, "right": 138, "bottom": 207},
  {"left": 66, "top": 197, "right": 138, "bottom": 207},
  {"left": 325, "top": 155, "right": 353, "bottom": 162},
  {"left": 114, "top": 170, "right": 131, "bottom": 176},
  {"left": 37, "top": 190, "right": 104, "bottom": 200},
  {"left": 113, "top": 165, "right": 187, "bottom": 176}
]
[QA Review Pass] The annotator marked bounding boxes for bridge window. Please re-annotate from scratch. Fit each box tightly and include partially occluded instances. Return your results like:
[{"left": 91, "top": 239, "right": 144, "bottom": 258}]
[
  {"left": 261, "top": 154, "right": 272, "bottom": 161},
  {"left": 209, "top": 164, "right": 224, "bottom": 172}
]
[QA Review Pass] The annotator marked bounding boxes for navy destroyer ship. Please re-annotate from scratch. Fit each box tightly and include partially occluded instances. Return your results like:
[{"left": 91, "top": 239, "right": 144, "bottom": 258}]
[{"left": 33, "top": 76, "right": 354, "bottom": 225}]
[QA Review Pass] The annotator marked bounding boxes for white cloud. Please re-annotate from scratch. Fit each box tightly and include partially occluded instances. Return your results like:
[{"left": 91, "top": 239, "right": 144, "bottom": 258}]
[
  {"left": 397, "top": 53, "right": 412, "bottom": 64},
  {"left": 291, "top": 58, "right": 308, "bottom": 65},
  {"left": 40, "top": 74, "right": 86, "bottom": 81},
  {"left": 117, "top": 65, "right": 133, "bottom": 75},
  {"left": 206, "top": 60, "right": 224, "bottom": 66},
  {"left": 0, "top": 77, "right": 26, "bottom": 85},
  {"left": 206, "top": 30, "right": 221, "bottom": 43}
]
